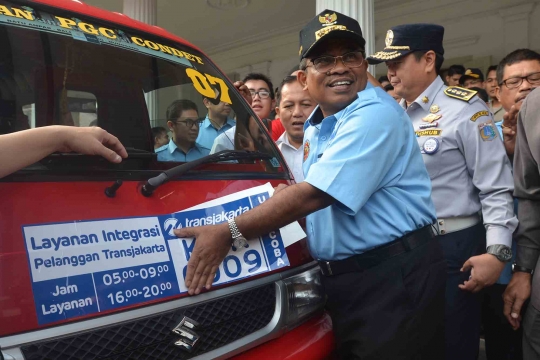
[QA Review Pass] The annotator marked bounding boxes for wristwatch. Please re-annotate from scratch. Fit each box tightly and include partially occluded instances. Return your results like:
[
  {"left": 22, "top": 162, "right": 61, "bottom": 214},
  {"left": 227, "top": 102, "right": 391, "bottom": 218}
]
[
  {"left": 227, "top": 218, "right": 249, "bottom": 250},
  {"left": 486, "top": 245, "right": 513, "bottom": 263},
  {"left": 512, "top": 263, "right": 534, "bottom": 275}
]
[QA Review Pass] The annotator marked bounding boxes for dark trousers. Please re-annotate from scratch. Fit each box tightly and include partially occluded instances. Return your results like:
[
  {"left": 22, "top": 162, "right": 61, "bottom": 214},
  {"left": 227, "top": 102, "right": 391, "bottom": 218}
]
[
  {"left": 438, "top": 222, "right": 486, "bottom": 360},
  {"left": 523, "top": 303, "right": 540, "bottom": 360},
  {"left": 321, "top": 238, "right": 446, "bottom": 360},
  {"left": 482, "top": 283, "right": 523, "bottom": 360}
]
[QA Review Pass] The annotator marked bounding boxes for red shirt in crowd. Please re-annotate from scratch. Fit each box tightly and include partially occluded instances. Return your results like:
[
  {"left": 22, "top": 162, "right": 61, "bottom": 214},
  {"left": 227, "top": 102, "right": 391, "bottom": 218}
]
[{"left": 270, "top": 119, "right": 285, "bottom": 141}]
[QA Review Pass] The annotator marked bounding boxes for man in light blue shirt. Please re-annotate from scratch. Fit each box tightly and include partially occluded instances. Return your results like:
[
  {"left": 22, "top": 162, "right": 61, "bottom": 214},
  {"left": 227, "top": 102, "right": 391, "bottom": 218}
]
[
  {"left": 173, "top": 10, "right": 445, "bottom": 359},
  {"left": 156, "top": 99, "right": 210, "bottom": 162},
  {"left": 302, "top": 82, "right": 436, "bottom": 260},
  {"left": 196, "top": 90, "right": 235, "bottom": 150}
]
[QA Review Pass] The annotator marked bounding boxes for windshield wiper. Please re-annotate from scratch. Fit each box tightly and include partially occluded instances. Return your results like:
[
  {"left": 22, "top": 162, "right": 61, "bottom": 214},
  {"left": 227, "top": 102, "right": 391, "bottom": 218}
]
[{"left": 141, "top": 150, "right": 273, "bottom": 197}]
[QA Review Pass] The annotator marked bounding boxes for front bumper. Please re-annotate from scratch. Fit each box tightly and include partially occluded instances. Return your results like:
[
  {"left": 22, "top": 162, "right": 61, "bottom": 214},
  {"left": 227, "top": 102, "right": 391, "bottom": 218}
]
[{"left": 232, "top": 311, "right": 335, "bottom": 360}]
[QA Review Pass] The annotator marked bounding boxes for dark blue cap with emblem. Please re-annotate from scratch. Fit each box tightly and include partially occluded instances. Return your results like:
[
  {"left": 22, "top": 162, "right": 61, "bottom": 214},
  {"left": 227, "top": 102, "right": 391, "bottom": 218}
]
[
  {"left": 367, "top": 23, "right": 445, "bottom": 65},
  {"left": 299, "top": 10, "right": 366, "bottom": 61},
  {"left": 459, "top": 68, "right": 484, "bottom": 84}
]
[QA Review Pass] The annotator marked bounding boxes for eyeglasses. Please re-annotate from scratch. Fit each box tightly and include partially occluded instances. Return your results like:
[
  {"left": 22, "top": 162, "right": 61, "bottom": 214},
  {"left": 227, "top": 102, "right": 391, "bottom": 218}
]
[
  {"left": 174, "top": 119, "right": 202, "bottom": 128},
  {"left": 249, "top": 90, "right": 271, "bottom": 99},
  {"left": 308, "top": 51, "right": 365, "bottom": 73},
  {"left": 500, "top": 72, "right": 540, "bottom": 89}
]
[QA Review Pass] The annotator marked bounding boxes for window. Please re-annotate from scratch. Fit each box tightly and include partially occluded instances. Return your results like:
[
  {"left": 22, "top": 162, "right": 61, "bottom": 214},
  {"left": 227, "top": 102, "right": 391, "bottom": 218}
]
[{"left": 0, "top": 1, "right": 284, "bottom": 178}]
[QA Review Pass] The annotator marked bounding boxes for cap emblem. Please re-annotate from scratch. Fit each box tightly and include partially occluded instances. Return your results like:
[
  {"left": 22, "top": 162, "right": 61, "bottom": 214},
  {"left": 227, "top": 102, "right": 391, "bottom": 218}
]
[
  {"left": 464, "top": 69, "right": 480, "bottom": 78},
  {"left": 385, "top": 30, "right": 394, "bottom": 47},
  {"left": 319, "top": 13, "right": 337, "bottom": 26}
]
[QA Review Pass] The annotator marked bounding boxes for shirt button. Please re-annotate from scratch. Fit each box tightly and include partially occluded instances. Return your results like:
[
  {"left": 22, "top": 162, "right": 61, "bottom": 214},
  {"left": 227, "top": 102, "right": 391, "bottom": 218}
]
[{"left": 321, "top": 136, "right": 327, "bottom": 140}]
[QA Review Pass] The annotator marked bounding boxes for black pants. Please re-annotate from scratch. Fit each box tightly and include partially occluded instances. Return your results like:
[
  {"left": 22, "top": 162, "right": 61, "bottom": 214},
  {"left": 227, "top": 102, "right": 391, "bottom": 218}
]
[
  {"left": 482, "top": 283, "right": 523, "bottom": 360},
  {"left": 438, "top": 222, "right": 486, "bottom": 360},
  {"left": 321, "top": 238, "right": 446, "bottom": 360}
]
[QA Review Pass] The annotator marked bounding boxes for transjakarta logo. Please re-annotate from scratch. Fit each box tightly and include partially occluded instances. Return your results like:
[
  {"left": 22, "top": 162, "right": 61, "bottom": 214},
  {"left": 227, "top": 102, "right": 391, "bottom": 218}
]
[
  {"left": 167, "top": 205, "right": 251, "bottom": 233},
  {"left": 164, "top": 218, "right": 182, "bottom": 236}
]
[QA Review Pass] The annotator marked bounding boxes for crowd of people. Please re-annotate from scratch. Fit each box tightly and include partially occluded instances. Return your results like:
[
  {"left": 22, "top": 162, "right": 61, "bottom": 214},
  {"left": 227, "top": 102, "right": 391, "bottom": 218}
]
[
  {"left": 3, "top": 8, "right": 540, "bottom": 360},
  {"left": 166, "top": 12, "right": 540, "bottom": 360}
]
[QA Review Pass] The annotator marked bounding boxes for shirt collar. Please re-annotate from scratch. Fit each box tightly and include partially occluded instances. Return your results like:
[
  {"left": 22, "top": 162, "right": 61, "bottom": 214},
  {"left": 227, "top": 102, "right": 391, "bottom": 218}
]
[
  {"left": 167, "top": 139, "right": 202, "bottom": 155},
  {"left": 277, "top": 131, "right": 300, "bottom": 150},
  {"left": 167, "top": 139, "right": 178, "bottom": 154},
  {"left": 203, "top": 115, "right": 235, "bottom": 129},
  {"left": 202, "top": 116, "right": 213, "bottom": 129},
  {"left": 403, "top": 76, "right": 444, "bottom": 112},
  {"left": 491, "top": 104, "right": 503, "bottom": 115}
]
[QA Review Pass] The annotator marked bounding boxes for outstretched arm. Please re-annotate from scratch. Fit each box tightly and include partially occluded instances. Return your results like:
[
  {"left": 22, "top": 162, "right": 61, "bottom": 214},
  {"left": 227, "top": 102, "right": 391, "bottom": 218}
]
[{"left": 0, "top": 126, "right": 128, "bottom": 178}]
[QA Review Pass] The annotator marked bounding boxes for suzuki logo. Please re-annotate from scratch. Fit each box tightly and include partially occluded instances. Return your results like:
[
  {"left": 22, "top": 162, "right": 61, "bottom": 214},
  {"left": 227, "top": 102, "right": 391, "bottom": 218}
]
[
  {"left": 164, "top": 218, "right": 182, "bottom": 236},
  {"left": 172, "top": 316, "right": 200, "bottom": 352}
]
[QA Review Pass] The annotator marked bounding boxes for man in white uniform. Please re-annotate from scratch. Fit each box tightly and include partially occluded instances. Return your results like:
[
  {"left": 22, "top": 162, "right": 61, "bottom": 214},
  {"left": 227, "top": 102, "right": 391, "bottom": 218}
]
[{"left": 275, "top": 75, "right": 316, "bottom": 182}]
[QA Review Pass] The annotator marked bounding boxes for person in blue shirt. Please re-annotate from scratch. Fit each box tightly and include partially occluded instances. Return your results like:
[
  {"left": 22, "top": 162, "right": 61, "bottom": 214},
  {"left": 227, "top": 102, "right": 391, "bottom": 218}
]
[
  {"left": 173, "top": 11, "right": 445, "bottom": 359},
  {"left": 196, "top": 88, "right": 236, "bottom": 150},
  {"left": 156, "top": 99, "right": 210, "bottom": 162}
]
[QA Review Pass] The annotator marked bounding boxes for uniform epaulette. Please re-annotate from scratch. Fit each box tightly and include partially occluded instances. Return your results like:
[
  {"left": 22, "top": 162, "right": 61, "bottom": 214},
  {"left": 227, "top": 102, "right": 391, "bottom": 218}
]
[{"left": 444, "top": 86, "right": 477, "bottom": 102}]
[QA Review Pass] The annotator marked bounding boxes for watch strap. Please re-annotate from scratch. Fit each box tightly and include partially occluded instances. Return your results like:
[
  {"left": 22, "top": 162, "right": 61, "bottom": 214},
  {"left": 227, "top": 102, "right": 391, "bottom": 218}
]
[
  {"left": 512, "top": 263, "right": 534, "bottom": 275},
  {"left": 227, "top": 218, "right": 243, "bottom": 240}
]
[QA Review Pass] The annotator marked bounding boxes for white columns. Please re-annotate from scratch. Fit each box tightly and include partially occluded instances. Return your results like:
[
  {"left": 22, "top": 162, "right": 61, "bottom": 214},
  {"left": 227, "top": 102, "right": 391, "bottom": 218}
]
[
  {"left": 498, "top": 2, "right": 536, "bottom": 56},
  {"left": 316, "top": 0, "right": 376, "bottom": 74},
  {"left": 123, "top": 0, "right": 158, "bottom": 125}
]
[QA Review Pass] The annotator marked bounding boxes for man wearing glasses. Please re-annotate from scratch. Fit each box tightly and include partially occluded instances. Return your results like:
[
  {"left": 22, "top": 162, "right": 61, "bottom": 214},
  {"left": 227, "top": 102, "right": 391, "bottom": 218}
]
[
  {"left": 368, "top": 24, "right": 516, "bottom": 360},
  {"left": 156, "top": 99, "right": 210, "bottom": 162},
  {"left": 495, "top": 49, "right": 540, "bottom": 157},
  {"left": 210, "top": 73, "right": 275, "bottom": 153},
  {"left": 174, "top": 11, "right": 445, "bottom": 359}
]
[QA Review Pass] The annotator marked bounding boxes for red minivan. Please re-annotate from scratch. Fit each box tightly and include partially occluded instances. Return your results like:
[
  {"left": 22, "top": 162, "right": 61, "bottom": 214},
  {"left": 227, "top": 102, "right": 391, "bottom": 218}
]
[{"left": 0, "top": 1, "right": 334, "bottom": 359}]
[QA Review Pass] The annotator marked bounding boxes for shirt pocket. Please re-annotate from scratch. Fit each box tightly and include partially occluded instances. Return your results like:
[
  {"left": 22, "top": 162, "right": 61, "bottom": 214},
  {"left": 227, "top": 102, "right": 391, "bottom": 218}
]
[{"left": 419, "top": 136, "right": 444, "bottom": 179}]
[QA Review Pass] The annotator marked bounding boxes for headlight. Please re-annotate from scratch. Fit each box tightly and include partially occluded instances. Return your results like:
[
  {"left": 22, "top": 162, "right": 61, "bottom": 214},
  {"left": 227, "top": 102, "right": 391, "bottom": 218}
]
[{"left": 282, "top": 266, "right": 325, "bottom": 327}]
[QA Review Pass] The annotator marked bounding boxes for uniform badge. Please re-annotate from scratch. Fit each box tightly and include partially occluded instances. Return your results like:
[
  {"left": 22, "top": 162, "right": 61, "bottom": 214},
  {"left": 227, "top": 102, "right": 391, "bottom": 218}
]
[
  {"left": 478, "top": 121, "right": 497, "bottom": 141},
  {"left": 422, "top": 96, "right": 429, "bottom": 103},
  {"left": 419, "top": 122, "right": 439, "bottom": 129},
  {"left": 470, "top": 110, "right": 489, "bottom": 122},
  {"left": 430, "top": 104, "right": 440, "bottom": 113},
  {"left": 416, "top": 129, "right": 442, "bottom": 137},
  {"left": 423, "top": 137, "right": 440, "bottom": 155},
  {"left": 422, "top": 114, "right": 442, "bottom": 123},
  {"left": 303, "top": 140, "right": 310, "bottom": 162},
  {"left": 385, "top": 30, "right": 394, "bottom": 47}
]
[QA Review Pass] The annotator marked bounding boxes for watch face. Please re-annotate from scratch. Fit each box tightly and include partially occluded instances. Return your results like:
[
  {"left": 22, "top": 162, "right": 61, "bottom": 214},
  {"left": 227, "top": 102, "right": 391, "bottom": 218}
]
[
  {"left": 232, "top": 236, "right": 248, "bottom": 250},
  {"left": 488, "top": 245, "right": 512, "bottom": 262},
  {"left": 500, "top": 247, "right": 512, "bottom": 261}
]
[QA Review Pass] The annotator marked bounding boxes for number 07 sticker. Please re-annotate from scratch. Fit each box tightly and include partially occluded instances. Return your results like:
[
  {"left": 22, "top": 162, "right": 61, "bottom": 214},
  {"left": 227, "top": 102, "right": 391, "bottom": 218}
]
[{"left": 186, "top": 68, "right": 232, "bottom": 104}]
